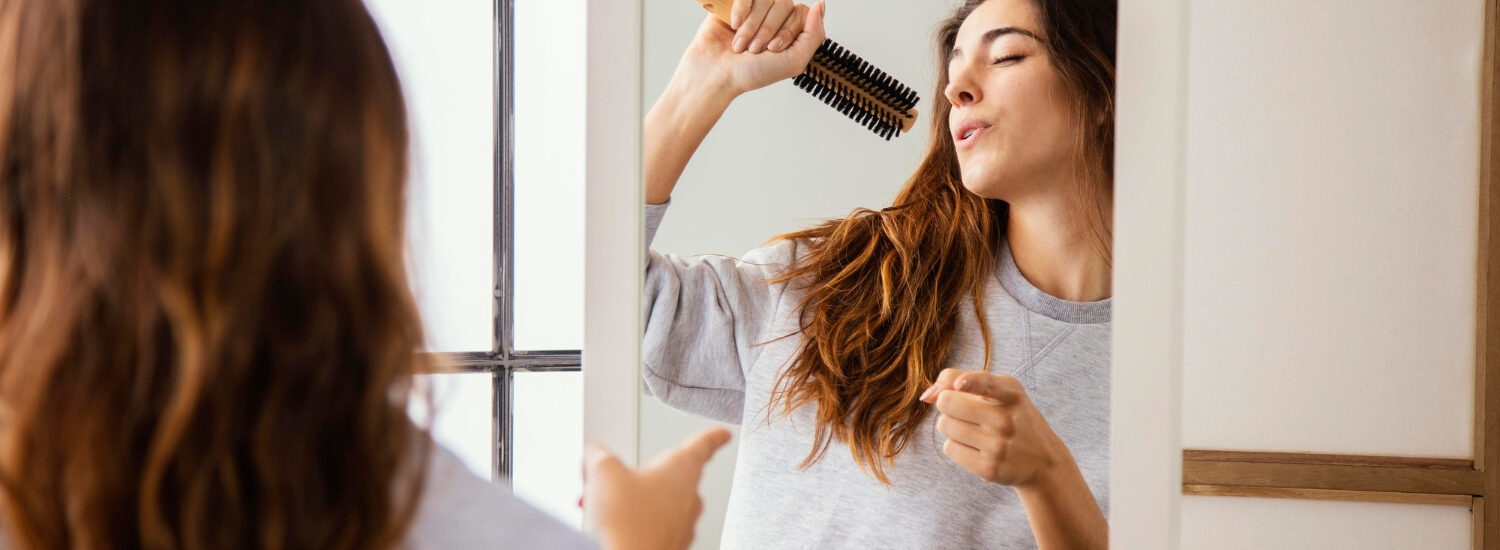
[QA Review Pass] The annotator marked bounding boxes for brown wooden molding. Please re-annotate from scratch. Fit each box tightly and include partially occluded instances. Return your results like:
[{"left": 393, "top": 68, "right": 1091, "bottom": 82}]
[
  {"left": 1182, "top": 450, "right": 1484, "bottom": 496},
  {"left": 1477, "top": 497, "right": 1487, "bottom": 550},
  {"left": 1183, "top": 485, "right": 1472, "bottom": 507},
  {"left": 1481, "top": 12, "right": 1495, "bottom": 469},
  {"left": 1482, "top": 1, "right": 1499, "bottom": 548},
  {"left": 1184, "top": 450, "right": 1473, "bottom": 470}
]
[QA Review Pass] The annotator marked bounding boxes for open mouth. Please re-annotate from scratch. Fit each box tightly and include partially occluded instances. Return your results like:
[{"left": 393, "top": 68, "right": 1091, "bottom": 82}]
[{"left": 955, "top": 121, "right": 991, "bottom": 147}]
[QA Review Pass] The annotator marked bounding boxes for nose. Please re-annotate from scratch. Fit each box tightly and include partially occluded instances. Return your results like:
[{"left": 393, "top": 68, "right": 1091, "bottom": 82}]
[{"left": 944, "top": 62, "right": 981, "bottom": 108}]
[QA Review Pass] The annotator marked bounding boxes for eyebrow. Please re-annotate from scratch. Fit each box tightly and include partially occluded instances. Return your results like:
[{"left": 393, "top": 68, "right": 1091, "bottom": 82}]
[{"left": 950, "top": 27, "right": 1042, "bottom": 59}]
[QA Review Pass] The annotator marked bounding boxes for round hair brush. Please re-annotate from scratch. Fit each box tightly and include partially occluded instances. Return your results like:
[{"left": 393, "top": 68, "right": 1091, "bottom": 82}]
[{"left": 693, "top": 0, "right": 921, "bottom": 140}]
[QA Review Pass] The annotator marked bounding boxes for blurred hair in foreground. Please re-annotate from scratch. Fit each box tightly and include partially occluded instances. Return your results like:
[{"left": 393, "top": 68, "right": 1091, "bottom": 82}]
[{"left": 0, "top": 0, "right": 435, "bottom": 548}]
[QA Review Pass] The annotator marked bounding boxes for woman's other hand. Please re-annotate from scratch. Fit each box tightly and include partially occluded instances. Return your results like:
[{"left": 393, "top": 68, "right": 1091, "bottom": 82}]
[
  {"left": 676, "top": 0, "right": 826, "bottom": 98},
  {"left": 920, "top": 369, "right": 1069, "bottom": 488},
  {"left": 582, "top": 428, "right": 733, "bottom": 550}
]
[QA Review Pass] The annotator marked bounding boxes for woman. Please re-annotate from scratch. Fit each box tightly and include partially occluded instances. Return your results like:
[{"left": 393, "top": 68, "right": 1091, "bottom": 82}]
[
  {"left": 642, "top": 0, "right": 1113, "bottom": 547},
  {"left": 0, "top": 0, "right": 724, "bottom": 549}
]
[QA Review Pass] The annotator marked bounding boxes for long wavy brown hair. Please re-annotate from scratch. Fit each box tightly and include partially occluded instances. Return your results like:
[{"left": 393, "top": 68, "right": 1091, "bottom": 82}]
[
  {"left": 0, "top": 0, "right": 432, "bottom": 548},
  {"left": 767, "top": 0, "right": 1116, "bottom": 483}
]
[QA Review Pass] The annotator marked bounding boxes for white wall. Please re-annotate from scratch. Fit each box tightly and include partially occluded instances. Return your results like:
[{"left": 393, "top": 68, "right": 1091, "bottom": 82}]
[{"left": 640, "top": 1, "right": 960, "bottom": 547}]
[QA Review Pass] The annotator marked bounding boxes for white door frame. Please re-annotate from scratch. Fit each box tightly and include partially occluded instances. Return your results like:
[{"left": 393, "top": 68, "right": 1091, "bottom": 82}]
[{"left": 1112, "top": 0, "right": 1189, "bottom": 547}]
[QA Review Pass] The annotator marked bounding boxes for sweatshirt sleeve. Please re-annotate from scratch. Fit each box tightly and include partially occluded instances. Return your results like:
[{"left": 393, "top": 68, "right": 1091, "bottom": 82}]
[{"left": 641, "top": 201, "right": 798, "bottom": 424}]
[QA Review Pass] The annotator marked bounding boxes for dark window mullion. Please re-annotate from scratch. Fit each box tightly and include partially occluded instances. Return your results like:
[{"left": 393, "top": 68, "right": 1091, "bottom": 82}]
[
  {"left": 492, "top": 0, "right": 514, "bottom": 484},
  {"left": 490, "top": 0, "right": 585, "bottom": 487},
  {"left": 492, "top": 369, "right": 512, "bottom": 484}
]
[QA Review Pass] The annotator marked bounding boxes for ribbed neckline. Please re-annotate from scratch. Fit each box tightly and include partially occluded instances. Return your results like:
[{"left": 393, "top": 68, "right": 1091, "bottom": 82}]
[{"left": 996, "top": 239, "right": 1112, "bottom": 325}]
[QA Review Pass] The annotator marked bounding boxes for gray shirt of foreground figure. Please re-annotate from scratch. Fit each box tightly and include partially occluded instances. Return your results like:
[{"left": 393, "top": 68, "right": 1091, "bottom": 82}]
[{"left": 405, "top": 442, "right": 597, "bottom": 550}]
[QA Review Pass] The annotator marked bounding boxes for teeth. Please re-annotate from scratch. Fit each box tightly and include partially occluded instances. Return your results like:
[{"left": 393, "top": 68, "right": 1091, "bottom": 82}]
[{"left": 963, "top": 128, "right": 977, "bottom": 139}]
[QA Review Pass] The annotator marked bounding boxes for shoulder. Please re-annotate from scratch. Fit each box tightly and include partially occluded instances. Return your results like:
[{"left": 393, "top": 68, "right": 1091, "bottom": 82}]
[
  {"left": 740, "top": 237, "right": 811, "bottom": 273},
  {"left": 405, "top": 442, "right": 597, "bottom": 550}
]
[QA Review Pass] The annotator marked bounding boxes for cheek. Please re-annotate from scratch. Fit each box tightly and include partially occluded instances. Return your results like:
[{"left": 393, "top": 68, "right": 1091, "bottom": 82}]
[
  {"left": 955, "top": 118, "right": 1073, "bottom": 198},
  {"left": 998, "top": 90, "right": 1077, "bottom": 169},
  {"left": 1003, "top": 67, "right": 1077, "bottom": 139},
  {"left": 954, "top": 72, "right": 1079, "bottom": 195}
]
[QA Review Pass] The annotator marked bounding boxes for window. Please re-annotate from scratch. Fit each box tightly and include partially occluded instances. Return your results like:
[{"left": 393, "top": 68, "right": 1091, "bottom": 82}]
[{"left": 366, "top": 0, "right": 586, "bottom": 528}]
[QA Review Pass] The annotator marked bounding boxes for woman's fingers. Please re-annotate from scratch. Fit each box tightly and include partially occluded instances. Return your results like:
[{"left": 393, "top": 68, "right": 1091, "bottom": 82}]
[
  {"left": 583, "top": 444, "right": 627, "bottom": 480},
  {"left": 935, "top": 389, "right": 1016, "bottom": 434},
  {"left": 730, "top": 0, "right": 753, "bottom": 30},
  {"left": 922, "top": 369, "right": 1025, "bottom": 405},
  {"left": 749, "top": 0, "right": 794, "bottom": 53},
  {"left": 780, "top": 1, "right": 825, "bottom": 62},
  {"left": 767, "top": 4, "right": 807, "bottom": 52},
  {"left": 942, "top": 438, "right": 999, "bottom": 479},
  {"left": 954, "top": 370, "right": 1024, "bottom": 405},
  {"left": 919, "top": 368, "right": 966, "bottom": 403},
  {"left": 644, "top": 427, "right": 731, "bottom": 488},
  {"left": 732, "top": 0, "right": 775, "bottom": 52},
  {"left": 936, "top": 413, "right": 1009, "bottom": 458}
]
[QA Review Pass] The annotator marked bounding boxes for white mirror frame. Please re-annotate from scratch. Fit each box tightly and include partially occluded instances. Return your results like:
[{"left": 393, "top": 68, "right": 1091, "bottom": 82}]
[{"left": 581, "top": 0, "right": 644, "bottom": 488}]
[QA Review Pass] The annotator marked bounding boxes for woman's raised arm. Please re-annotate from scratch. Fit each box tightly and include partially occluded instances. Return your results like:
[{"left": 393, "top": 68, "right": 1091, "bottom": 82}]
[{"left": 644, "top": 0, "right": 825, "bottom": 204}]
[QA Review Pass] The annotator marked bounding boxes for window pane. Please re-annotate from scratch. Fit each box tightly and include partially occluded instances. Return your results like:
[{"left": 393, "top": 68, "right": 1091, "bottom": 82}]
[
  {"left": 511, "top": 371, "right": 583, "bottom": 528},
  {"left": 413, "top": 373, "right": 494, "bottom": 480},
  {"left": 512, "top": 0, "right": 586, "bottom": 351},
  {"left": 367, "top": 0, "right": 495, "bottom": 353}
]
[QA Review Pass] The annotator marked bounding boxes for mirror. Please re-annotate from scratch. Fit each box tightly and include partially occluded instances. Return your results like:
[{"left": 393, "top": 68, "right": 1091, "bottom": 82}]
[{"left": 637, "top": 0, "right": 1113, "bottom": 547}]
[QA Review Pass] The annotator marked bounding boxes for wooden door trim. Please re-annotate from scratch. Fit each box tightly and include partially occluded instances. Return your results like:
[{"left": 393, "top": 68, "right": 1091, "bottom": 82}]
[
  {"left": 1184, "top": 450, "right": 1474, "bottom": 470},
  {"left": 1183, "top": 485, "right": 1472, "bottom": 507},
  {"left": 1478, "top": 497, "right": 1488, "bottom": 550},
  {"left": 1182, "top": 451, "right": 1483, "bottom": 496},
  {"left": 1480, "top": 0, "right": 1498, "bottom": 547}
]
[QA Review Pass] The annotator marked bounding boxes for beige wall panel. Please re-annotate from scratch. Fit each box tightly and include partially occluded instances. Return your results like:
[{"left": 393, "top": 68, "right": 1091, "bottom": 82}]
[
  {"left": 1181, "top": 495, "right": 1473, "bottom": 549},
  {"left": 1180, "top": 0, "right": 1484, "bottom": 458}
]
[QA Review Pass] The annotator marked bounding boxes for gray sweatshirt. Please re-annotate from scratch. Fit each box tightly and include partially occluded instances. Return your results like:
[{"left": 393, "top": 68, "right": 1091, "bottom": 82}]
[
  {"left": 0, "top": 441, "right": 595, "bottom": 550},
  {"left": 405, "top": 443, "right": 597, "bottom": 550},
  {"left": 643, "top": 202, "right": 1110, "bottom": 550}
]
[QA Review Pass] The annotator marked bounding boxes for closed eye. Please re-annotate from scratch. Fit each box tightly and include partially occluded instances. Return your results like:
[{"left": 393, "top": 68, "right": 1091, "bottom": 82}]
[{"left": 992, "top": 55, "right": 1025, "bottom": 65}]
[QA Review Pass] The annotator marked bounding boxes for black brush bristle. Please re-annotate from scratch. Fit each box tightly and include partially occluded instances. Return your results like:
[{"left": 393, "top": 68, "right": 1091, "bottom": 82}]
[
  {"left": 794, "top": 66, "right": 905, "bottom": 140},
  {"left": 813, "top": 39, "right": 920, "bottom": 111},
  {"left": 792, "top": 38, "right": 919, "bottom": 141}
]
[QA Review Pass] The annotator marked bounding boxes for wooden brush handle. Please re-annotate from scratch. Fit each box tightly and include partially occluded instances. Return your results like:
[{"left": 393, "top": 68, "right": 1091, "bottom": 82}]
[
  {"left": 805, "top": 60, "right": 920, "bottom": 133},
  {"left": 692, "top": 0, "right": 735, "bottom": 25}
]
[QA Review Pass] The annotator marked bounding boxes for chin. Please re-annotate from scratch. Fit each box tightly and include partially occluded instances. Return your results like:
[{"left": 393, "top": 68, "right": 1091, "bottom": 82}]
[
  {"left": 959, "top": 170, "right": 1008, "bottom": 200},
  {"left": 957, "top": 154, "right": 1007, "bottom": 198}
]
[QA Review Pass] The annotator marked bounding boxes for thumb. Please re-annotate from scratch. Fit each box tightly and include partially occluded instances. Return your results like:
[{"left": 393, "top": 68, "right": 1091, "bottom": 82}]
[
  {"left": 787, "top": 1, "right": 826, "bottom": 57},
  {"left": 955, "top": 371, "right": 1023, "bottom": 406},
  {"left": 667, "top": 427, "right": 733, "bottom": 469},
  {"left": 583, "top": 444, "right": 627, "bottom": 479}
]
